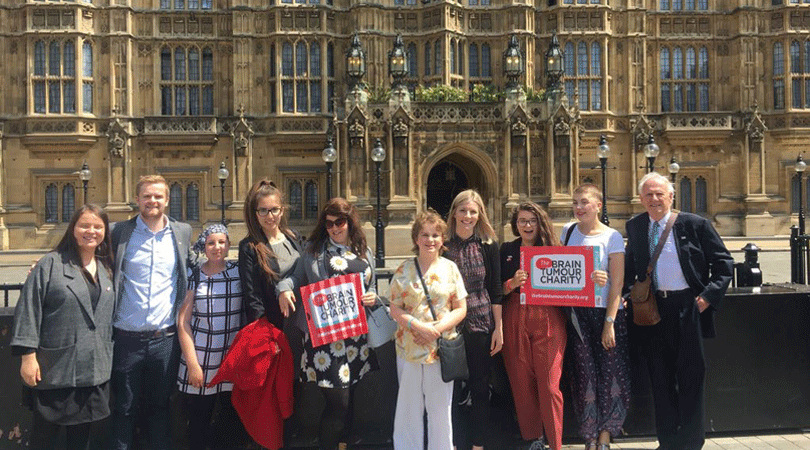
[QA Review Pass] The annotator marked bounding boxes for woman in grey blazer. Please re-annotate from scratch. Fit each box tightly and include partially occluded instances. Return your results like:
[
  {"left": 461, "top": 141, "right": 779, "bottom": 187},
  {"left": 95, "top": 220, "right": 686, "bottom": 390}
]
[{"left": 12, "top": 204, "right": 115, "bottom": 450}]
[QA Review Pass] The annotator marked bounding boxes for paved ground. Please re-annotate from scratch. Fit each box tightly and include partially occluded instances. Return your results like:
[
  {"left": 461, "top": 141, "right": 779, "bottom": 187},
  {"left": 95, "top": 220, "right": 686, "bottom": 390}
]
[{"left": 581, "top": 432, "right": 810, "bottom": 450}]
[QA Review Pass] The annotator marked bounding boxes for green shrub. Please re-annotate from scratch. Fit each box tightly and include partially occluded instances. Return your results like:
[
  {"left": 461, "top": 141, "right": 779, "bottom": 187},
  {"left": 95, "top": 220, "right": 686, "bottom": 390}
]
[{"left": 415, "top": 84, "right": 468, "bottom": 102}]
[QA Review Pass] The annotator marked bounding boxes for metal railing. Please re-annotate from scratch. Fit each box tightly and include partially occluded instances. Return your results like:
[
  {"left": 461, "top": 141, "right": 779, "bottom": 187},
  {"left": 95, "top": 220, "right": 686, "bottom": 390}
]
[{"left": 1, "top": 283, "right": 23, "bottom": 308}]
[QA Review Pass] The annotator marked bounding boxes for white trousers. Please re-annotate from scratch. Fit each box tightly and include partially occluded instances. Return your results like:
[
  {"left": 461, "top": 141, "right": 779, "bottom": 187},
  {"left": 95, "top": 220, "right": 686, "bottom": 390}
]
[{"left": 393, "top": 356, "right": 454, "bottom": 450}]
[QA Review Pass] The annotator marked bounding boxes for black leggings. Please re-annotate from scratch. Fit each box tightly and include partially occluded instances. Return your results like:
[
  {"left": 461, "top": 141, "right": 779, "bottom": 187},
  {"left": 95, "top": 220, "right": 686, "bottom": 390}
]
[
  {"left": 183, "top": 391, "right": 247, "bottom": 450},
  {"left": 319, "top": 386, "right": 354, "bottom": 450},
  {"left": 454, "top": 330, "right": 494, "bottom": 448},
  {"left": 29, "top": 412, "right": 92, "bottom": 450}
]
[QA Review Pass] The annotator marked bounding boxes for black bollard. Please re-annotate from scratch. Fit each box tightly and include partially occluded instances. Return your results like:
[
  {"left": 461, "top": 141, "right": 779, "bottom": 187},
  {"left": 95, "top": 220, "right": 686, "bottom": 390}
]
[{"left": 735, "top": 243, "right": 762, "bottom": 287}]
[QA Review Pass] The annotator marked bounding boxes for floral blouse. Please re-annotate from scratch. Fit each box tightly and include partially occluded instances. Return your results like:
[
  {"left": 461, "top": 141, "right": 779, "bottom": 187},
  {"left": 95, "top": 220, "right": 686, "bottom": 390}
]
[{"left": 389, "top": 257, "right": 468, "bottom": 365}]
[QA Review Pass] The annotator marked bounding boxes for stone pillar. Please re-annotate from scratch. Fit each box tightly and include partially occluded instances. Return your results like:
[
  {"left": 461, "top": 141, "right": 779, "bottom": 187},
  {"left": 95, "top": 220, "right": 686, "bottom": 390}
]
[
  {"left": 231, "top": 106, "right": 254, "bottom": 216},
  {"left": 105, "top": 118, "right": 133, "bottom": 214},
  {"left": 0, "top": 123, "right": 9, "bottom": 250},
  {"left": 743, "top": 110, "right": 771, "bottom": 235}
]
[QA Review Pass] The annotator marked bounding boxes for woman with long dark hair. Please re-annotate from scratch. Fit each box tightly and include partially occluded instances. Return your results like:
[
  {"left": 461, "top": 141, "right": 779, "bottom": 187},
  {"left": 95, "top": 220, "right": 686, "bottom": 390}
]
[
  {"left": 444, "top": 189, "right": 502, "bottom": 450},
  {"left": 277, "top": 197, "right": 378, "bottom": 450},
  {"left": 12, "top": 204, "right": 115, "bottom": 450},
  {"left": 500, "top": 202, "right": 567, "bottom": 450},
  {"left": 238, "top": 179, "right": 305, "bottom": 329}
]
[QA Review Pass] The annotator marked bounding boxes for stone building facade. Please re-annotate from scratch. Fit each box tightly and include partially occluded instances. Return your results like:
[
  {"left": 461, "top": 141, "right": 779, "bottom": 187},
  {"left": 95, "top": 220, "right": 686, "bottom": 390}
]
[{"left": 0, "top": 0, "right": 807, "bottom": 253}]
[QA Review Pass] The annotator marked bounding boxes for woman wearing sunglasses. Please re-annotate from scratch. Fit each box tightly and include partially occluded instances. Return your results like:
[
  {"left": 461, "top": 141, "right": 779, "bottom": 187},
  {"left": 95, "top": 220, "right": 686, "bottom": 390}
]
[
  {"left": 278, "top": 198, "right": 378, "bottom": 450},
  {"left": 239, "top": 179, "right": 305, "bottom": 329}
]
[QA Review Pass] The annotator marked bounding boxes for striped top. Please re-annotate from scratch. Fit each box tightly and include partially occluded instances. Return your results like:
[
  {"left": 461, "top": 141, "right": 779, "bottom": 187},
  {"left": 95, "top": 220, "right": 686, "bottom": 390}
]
[{"left": 177, "top": 261, "right": 244, "bottom": 395}]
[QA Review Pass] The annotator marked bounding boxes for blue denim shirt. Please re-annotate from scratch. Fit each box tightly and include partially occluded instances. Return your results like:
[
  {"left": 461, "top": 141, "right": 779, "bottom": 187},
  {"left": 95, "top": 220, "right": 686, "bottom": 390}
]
[{"left": 114, "top": 215, "right": 178, "bottom": 331}]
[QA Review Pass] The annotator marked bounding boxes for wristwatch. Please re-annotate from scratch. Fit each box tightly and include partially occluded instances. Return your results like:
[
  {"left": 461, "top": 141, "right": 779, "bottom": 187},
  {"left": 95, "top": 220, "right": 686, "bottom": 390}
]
[{"left": 605, "top": 316, "right": 615, "bottom": 324}]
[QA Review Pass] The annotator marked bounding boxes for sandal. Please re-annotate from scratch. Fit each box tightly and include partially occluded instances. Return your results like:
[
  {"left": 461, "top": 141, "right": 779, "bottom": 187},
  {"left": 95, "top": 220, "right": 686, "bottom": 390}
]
[
  {"left": 597, "top": 444, "right": 610, "bottom": 450},
  {"left": 585, "top": 442, "right": 598, "bottom": 450}
]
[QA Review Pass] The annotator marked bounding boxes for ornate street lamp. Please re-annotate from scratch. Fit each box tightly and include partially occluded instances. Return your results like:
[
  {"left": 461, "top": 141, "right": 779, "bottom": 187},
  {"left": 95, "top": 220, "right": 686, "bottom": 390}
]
[
  {"left": 346, "top": 34, "right": 366, "bottom": 90},
  {"left": 545, "top": 32, "right": 564, "bottom": 92},
  {"left": 503, "top": 35, "right": 524, "bottom": 89},
  {"left": 78, "top": 161, "right": 92, "bottom": 204},
  {"left": 322, "top": 137, "right": 337, "bottom": 200},
  {"left": 668, "top": 156, "right": 680, "bottom": 209},
  {"left": 389, "top": 34, "right": 408, "bottom": 89},
  {"left": 371, "top": 138, "right": 386, "bottom": 268},
  {"left": 596, "top": 135, "right": 610, "bottom": 226},
  {"left": 644, "top": 134, "right": 660, "bottom": 173},
  {"left": 217, "top": 161, "right": 229, "bottom": 225},
  {"left": 797, "top": 154, "right": 807, "bottom": 234}
]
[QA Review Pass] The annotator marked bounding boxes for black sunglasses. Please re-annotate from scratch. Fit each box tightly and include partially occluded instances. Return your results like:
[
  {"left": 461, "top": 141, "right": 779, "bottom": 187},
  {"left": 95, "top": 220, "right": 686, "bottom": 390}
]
[{"left": 325, "top": 217, "right": 348, "bottom": 229}]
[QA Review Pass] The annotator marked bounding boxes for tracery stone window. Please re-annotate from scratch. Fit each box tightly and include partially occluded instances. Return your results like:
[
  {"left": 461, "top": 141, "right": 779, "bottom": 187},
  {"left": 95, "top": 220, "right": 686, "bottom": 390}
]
[
  {"left": 789, "top": 40, "right": 810, "bottom": 108},
  {"left": 32, "top": 39, "right": 93, "bottom": 114},
  {"left": 564, "top": 41, "right": 603, "bottom": 110},
  {"left": 167, "top": 181, "right": 200, "bottom": 222},
  {"left": 679, "top": 176, "right": 708, "bottom": 214},
  {"left": 434, "top": 40, "right": 443, "bottom": 76},
  {"left": 468, "top": 0, "right": 491, "bottom": 7},
  {"left": 287, "top": 177, "right": 319, "bottom": 222},
  {"left": 159, "top": 0, "right": 212, "bottom": 10},
  {"left": 280, "top": 40, "right": 327, "bottom": 113},
  {"left": 659, "top": 46, "right": 709, "bottom": 112},
  {"left": 44, "top": 182, "right": 76, "bottom": 224},
  {"left": 160, "top": 46, "right": 214, "bottom": 115},
  {"left": 468, "top": 43, "right": 491, "bottom": 79},
  {"left": 424, "top": 42, "right": 431, "bottom": 76},
  {"left": 659, "top": 0, "right": 708, "bottom": 9},
  {"left": 774, "top": 42, "right": 786, "bottom": 110}
]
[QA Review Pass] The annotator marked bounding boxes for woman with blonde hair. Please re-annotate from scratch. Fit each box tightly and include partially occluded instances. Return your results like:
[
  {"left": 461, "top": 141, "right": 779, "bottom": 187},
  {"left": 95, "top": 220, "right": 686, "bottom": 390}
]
[
  {"left": 389, "top": 210, "right": 468, "bottom": 450},
  {"left": 500, "top": 202, "right": 567, "bottom": 450},
  {"left": 562, "top": 184, "right": 630, "bottom": 450},
  {"left": 444, "top": 189, "right": 502, "bottom": 450}
]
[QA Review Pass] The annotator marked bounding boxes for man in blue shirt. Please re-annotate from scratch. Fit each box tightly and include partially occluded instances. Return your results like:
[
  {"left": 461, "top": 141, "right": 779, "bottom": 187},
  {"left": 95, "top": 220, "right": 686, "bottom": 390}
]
[{"left": 109, "top": 175, "right": 193, "bottom": 450}]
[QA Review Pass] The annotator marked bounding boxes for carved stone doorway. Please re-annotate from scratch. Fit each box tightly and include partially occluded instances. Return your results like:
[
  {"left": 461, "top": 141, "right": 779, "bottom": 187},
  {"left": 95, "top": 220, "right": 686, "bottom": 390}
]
[{"left": 426, "top": 153, "right": 486, "bottom": 220}]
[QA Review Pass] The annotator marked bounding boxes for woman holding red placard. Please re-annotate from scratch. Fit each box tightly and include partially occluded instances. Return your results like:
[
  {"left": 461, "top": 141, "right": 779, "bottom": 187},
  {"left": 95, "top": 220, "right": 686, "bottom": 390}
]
[
  {"left": 277, "top": 198, "right": 378, "bottom": 450},
  {"left": 562, "top": 184, "right": 629, "bottom": 450},
  {"left": 499, "top": 202, "right": 567, "bottom": 450}
]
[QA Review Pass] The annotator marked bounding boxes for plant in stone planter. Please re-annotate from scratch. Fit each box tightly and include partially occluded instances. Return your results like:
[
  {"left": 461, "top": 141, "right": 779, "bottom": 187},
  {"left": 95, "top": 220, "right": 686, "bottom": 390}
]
[
  {"left": 525, "top": 86, "right": 546, "bottom": 102},
  {"left": 415, "top": 84, "right": 467, "bottom": 102},
  {"left": 367, "top": 85, "right": 392, "bottom": 103},
  {"left": 470, "top": 83, "right": 503, "bottom": 102}
]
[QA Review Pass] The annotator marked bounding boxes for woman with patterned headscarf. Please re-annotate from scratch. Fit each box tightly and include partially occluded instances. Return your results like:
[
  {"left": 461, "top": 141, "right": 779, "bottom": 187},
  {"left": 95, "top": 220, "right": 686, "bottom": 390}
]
[{"left": 177, "top": 223, "right": 248, "bottom": 450}]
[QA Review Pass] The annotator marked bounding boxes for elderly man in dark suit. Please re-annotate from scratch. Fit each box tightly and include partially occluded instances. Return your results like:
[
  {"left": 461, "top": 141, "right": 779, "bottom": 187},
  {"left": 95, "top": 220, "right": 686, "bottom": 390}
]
[
  {"left": 624, "top": 172, "right": 733, "bottom": 450},
  {"left": 109, "top": 175, "right": 194, "bottom": 450}
]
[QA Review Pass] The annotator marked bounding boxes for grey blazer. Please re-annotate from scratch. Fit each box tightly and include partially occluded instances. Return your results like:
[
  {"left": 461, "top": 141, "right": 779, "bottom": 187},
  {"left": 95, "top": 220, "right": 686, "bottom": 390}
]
[
  {"left": 110, "top": 215, "right": 194, "bottom": 323},
  {"left": 11, "top": 252, "right": 116, "bottom": 389}
]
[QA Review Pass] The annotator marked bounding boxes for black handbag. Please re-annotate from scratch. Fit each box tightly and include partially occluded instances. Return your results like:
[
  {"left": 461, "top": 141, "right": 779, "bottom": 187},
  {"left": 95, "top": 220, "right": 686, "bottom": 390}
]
[{"left": 414, "top": 258, "right": 469, "bottom": 382}]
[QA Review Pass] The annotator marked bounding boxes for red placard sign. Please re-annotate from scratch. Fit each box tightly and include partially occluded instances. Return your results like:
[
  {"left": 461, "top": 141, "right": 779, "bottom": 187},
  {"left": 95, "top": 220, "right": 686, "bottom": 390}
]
[
  {"left": 519, "top": 246, "right": 599, "bottom": 307},
  {"left": 300, "top": 273, "right": 368, "bottom": 347}
]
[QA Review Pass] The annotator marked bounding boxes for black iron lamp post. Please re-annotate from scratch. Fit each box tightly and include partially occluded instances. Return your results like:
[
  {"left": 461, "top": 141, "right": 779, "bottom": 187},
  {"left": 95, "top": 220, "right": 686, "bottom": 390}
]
[
  {"left": 346, "top": 34, "right": 366, "bottom": 90},
  {"left": 596, "top": 135, "right": 610, "bottom": 225},
  {"left": 217, "top": 162, "right": 229, "bottom": 225},
  {"left": 322, "top": 138, "right": 337, "bottom": 200},
  {"left": 545, "top": 32, "right": 564, "bottom": 92},
  {"left": 503, "top": 35, "right": 524, "bottom": 89},
  {"left": 79, "top": 161, "right": 92, "bottom": 204},
  {"left": 797, "top": 154, "right": 807, "bottom": 235},
  {"left": 371, "top": 138, "right": 386, "bottom": 268},
  {"left": 644, "top": 134, "right": 660, "bottom": 174},
  {"left": 388, "top": 34, "right": 408, "bottom": 89},
  {"left": 668, "top": 156, "right": 680, "bottom": 209}
]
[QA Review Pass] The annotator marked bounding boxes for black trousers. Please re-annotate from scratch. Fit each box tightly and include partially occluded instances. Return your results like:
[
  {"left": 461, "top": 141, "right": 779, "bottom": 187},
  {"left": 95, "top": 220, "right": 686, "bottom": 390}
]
[
  {"left": 638, "top": 290, "right": 706, "bottom": 450},
  {"left": 453, "top": 330, "right": 493, "bottom": 448},
  {"left": 29, "top": 412, "right": 92, "bottom": 450}
]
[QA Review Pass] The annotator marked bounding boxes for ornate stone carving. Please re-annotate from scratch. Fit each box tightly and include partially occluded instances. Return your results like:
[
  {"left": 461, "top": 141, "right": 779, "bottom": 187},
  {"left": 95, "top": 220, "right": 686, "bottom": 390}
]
[
  {"left": 231, "top": 105, "right": 254, "bottom": 157},
  {"left": 511, "top": 117, "right": 527, "bottom": 137},
  {"left": 393, "top": 117, "right": 409, "bottom": 139},
  {"left": 349, "top": 119, "right": 365, "bottom": 148}
]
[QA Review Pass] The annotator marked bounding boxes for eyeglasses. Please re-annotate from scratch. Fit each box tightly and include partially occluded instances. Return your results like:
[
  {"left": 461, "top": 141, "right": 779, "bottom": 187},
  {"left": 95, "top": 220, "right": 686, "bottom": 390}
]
[
  {"left": 517, "top": 218, "right": 538, "bottom": 226},
  {"left": 256, "top": 207, "right": 282, "bottom": 217},
  {"left": 325, "top": 217, "right": 348, "bottom": 229}
]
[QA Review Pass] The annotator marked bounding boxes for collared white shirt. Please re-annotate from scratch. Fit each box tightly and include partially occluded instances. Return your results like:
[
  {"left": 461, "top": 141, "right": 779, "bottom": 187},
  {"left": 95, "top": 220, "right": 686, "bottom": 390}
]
[
  {"left": 114, "top": 214, "right": 178, "bottom": 331},
  {"left": 650, "top": 211, "right": 690, "bottom": 291}
]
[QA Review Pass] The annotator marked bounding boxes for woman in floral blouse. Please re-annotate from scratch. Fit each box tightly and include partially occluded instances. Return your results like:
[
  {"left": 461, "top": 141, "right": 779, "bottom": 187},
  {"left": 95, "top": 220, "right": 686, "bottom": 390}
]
[
  {"left": 277, "top": 197, "right": 378, "bottom": 450},
  {"left": 389, "top": 210, "right": 467, "bottom": 450}
]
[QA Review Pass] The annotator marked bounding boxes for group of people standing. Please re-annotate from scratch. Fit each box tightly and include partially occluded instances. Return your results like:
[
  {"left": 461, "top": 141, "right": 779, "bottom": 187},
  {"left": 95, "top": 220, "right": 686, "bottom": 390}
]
[{"left": 11, "top": 170, "right": 733, "bottom": 450}]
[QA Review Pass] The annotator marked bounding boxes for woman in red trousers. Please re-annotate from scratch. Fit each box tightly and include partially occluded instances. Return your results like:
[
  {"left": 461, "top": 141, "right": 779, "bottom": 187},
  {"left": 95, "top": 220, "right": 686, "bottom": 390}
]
[{"left": 499, "top": 202, "right": 567, "bottom": 450}]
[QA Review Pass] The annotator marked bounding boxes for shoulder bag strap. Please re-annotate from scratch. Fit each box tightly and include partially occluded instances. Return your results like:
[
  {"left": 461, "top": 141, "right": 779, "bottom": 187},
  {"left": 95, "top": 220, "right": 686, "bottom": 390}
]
[
  {"left": 564, "top": 223, "right": 577, "bottom": 246},
  {"left": 646, "top": 212, "right": 678, "bottom": 276},
  {"left": 414, "top": 257, "right": 438, "bottom": 321}
]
